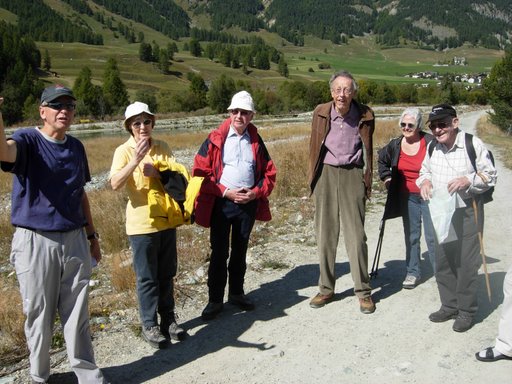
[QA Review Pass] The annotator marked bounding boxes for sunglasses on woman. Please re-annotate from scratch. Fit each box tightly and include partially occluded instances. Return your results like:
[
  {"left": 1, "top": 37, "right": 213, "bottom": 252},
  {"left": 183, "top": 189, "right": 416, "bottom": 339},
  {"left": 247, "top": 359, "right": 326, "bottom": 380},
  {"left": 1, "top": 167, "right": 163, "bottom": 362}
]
[
  {"left": 400, "top": 122, "right": 416, "bottom": 129},
  {"left": 132, "top": 119, "right": 153, "bottom": 128}
]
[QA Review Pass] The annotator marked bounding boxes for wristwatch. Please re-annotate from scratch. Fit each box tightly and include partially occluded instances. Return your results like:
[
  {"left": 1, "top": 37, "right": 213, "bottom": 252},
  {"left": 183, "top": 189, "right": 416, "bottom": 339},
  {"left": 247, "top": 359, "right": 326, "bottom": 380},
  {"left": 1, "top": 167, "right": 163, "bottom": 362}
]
[{"left": 87, "top": 231, "right": 100, "bottom": 240}]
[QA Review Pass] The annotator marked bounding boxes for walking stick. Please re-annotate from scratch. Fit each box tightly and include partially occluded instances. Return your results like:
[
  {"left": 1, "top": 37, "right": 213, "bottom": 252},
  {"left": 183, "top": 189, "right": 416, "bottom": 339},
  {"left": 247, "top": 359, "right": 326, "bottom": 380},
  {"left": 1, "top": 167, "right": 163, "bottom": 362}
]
[
  {"left": 472, "top": 198, "right": 492, "bottom": 301},
  {"left": 370, "top": 218, "right": 386, "bottom": 279}
]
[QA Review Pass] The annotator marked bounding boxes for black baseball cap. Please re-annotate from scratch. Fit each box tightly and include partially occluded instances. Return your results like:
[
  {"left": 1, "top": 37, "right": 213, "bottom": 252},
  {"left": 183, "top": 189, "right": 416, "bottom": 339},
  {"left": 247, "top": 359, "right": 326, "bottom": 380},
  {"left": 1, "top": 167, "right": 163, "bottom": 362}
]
[
  {"left": 427, "top": 103, "right": 457, "bottom": 122},
  {"left": 40, "top": 85, "right": 76, "bottom": 104}
]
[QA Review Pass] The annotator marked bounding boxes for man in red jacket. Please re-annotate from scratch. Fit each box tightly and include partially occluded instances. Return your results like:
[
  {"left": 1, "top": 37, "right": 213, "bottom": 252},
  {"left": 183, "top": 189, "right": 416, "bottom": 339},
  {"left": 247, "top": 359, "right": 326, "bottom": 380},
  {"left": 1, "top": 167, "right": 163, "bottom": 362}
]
[{"left": 192, "top": 90, "right": 276, "bottom": 321}]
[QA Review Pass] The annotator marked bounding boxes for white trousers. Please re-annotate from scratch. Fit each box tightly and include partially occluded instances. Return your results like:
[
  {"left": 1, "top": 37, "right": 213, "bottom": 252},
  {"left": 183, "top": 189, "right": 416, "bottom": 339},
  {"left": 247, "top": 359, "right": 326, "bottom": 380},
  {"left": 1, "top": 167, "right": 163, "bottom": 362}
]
[
  {"left": 11, "top": 228, "right": 106, "bottom": 383},
  {"left": 496, "top": 263, "right": 512, "bottom": 357}
]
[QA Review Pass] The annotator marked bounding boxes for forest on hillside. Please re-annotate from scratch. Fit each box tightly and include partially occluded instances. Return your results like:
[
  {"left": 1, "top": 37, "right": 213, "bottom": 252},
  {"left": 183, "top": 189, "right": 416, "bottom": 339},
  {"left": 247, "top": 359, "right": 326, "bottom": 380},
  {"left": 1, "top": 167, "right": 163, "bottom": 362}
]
[
  {"left": 1, "top": 0, "right": 512, "bottom": 128},
  {"left": 2, "top": 0, "right": 511, "bottom": 50}
]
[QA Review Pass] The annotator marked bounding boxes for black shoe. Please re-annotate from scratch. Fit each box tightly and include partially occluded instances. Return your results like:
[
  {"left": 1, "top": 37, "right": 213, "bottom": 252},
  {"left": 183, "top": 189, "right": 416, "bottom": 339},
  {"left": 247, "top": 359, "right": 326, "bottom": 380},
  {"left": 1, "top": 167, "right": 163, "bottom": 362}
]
[
  {"left": 453, "top": 314, "right": 473, "bottom": 332},
  {"left": 201, "top": 302, "right": 223, "bottom": 321},
  {"left": 160, "top": 313, "right": 186, "bottom": 341},
  {"left": 141, "top": 325, "right": 168, "bottom": 349},
  {"left": 228, "top": 294, "right": 255, "bottom": 311},
  {"left": 429, "top": 309, "right": 458, "bottom": 323},
  {"left": 475, "top": 347, "right": 512, "bottom": 362}
]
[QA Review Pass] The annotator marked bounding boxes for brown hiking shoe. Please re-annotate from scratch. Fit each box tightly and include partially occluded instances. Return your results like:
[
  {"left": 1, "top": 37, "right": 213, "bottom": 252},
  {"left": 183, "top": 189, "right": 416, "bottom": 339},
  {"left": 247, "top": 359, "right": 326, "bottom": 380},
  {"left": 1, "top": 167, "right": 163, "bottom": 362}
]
[
  {"left": 359, "top": 296, "right": 376, "bottom": 314},
  {"left": 309, "top": 293, "right": 334, "bottom": 308}
]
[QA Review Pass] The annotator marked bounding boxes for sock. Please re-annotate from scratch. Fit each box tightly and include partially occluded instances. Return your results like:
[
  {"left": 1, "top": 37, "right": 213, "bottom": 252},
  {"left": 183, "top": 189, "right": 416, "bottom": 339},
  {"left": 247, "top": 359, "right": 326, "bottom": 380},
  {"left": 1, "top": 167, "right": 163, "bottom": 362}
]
[{"left": 478, "top": 347, "right": 502, "bottom": 358}]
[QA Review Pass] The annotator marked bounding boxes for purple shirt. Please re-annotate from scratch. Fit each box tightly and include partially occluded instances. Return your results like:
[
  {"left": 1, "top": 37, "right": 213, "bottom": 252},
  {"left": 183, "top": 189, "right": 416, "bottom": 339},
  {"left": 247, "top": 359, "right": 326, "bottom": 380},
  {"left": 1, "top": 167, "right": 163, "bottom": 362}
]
[
  {"left": 323, "top": 104, "right": 363, "bottom": 166},
  {"left": 0, "top": 128, "right": 90, "bottom": 231}
]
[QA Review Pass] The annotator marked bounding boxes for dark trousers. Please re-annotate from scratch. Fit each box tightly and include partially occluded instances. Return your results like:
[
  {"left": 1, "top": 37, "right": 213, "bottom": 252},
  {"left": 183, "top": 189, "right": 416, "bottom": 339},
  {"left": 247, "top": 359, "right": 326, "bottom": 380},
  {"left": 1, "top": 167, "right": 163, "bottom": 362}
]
[
  {"left": 129, "top": 229, "right": 177, "bottom": 327},
  {"left": 208, "top": 198, "right": 257, "bottom": 303},
  {"left": 435, "top": 199, "right": 483, "bottom": 316}
]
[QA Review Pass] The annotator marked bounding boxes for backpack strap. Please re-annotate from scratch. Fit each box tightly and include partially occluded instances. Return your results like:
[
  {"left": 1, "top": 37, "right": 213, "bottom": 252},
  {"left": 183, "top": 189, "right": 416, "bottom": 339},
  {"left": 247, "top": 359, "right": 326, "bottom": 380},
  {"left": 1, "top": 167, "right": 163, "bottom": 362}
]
[
  {"left": 464, "top": 132, "right": 477, "bottom": 172},
  {"left": 427, "top": 138, "right": 437, "bottom": 158},
  {"left": 428, "top": 132, "right": 478, "bottom": 171}
]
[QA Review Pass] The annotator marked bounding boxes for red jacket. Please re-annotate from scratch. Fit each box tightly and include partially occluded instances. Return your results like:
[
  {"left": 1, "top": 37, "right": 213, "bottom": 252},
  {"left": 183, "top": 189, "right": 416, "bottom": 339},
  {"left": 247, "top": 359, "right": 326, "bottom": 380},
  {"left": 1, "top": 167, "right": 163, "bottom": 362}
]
[{"left": 192, "top": 118, "right": 277, "bottom": 228}]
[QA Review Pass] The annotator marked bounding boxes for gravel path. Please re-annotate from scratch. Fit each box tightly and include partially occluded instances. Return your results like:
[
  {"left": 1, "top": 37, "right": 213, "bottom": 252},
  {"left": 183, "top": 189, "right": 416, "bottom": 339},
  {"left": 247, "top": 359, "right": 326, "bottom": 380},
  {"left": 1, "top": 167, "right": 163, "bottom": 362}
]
[{"left": 4, "top": 110, "right": 511, "bottom": 384}]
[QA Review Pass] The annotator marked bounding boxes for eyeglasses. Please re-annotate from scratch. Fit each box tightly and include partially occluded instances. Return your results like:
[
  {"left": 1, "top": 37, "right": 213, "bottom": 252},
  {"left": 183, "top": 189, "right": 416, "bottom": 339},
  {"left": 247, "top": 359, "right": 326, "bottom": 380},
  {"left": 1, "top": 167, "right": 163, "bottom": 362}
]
[
  {"left": 400, "top": 122, "right": 416, "bottom": 130},
  {"left": 132, "top": 119, "right": 153, "bottom": 128},
  {"left": 43, "top": 102, "right": 76, "bottom": 111},
  {"left": 331, "top": 87, "right": 353, "bottom": 96},
  {"left": 429, "top": 121, "right": 450, "bottom": 130},
  {"left": 230, "top": 109, "right": 251, "bottom": 116}
]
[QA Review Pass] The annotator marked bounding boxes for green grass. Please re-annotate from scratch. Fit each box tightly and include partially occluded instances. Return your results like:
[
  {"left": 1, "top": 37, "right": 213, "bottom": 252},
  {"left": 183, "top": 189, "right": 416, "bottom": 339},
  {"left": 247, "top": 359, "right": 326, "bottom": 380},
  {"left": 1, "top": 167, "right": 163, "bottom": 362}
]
[
  {"left": 283, "top": 36, "right": 503, "bottom": 83},
  {"left": 14, "top": 1, "right": 506, "bottom": 101}
]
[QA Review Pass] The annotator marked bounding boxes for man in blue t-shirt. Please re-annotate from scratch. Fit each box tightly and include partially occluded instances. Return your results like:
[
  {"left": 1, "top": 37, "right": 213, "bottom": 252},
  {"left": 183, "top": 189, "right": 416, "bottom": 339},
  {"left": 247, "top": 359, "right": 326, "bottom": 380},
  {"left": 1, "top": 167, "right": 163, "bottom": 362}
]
[{"left": 0, "top": 86, "right": 108, "bottom": 384}]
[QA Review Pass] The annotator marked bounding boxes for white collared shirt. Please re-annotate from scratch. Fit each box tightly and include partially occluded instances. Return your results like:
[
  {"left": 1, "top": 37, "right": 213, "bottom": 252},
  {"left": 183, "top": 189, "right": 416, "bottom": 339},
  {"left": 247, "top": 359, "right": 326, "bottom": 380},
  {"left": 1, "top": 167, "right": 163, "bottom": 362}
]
[
  {"left": 417, "top": 129, "right": 497, "bottom": 199},
  {"left": 219, "top": 126, "right": 255, "bottom": 189}
]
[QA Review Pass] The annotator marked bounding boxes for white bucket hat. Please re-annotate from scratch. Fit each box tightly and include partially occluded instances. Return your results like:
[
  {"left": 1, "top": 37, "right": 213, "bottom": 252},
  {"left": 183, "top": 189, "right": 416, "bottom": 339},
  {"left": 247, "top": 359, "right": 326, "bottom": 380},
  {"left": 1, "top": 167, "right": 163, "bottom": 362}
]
[
  {"left": 227, "top": 91, "right": 255, "bottom": 113},
  {"left": 123, "top": 101, "right": 155, "bottom": 130}
]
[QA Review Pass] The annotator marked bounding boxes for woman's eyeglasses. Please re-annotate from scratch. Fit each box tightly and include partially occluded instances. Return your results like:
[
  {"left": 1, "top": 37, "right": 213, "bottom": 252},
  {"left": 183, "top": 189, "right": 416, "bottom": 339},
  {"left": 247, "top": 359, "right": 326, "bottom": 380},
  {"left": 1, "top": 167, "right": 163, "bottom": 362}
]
[
  {"left": 43, "top": 102, "right": 76, "bottom": 111},
  {"left": 400, "top": 122, "right": 416, "bottom": 129},
  {"left": 429, "top": 121, "right": 450, "bottom": 130},
  {"left": 230, "top": 109, "right": 251, "bottom": 116},
  {"left": 132, "top": 119, "right": 153, "bottom": 128}
]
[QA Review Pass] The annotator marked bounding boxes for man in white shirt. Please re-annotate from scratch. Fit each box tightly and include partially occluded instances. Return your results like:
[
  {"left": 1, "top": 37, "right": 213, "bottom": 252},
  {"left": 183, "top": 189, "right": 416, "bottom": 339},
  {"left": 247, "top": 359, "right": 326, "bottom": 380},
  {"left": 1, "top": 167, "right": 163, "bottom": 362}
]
[
  {"left": 417, "top": 103, "right": 496, "bottom": 332},
  {"left": 192, "top": 91, "right": 277, "bottom": 321}
]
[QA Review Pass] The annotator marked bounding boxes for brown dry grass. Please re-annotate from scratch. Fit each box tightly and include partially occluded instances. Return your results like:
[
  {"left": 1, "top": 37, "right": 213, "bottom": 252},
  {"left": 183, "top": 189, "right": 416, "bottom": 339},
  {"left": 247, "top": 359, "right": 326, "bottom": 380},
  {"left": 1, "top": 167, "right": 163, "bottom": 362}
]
[
  {"left": 0, "top": 275, "right": 27, "bottom": 366},
  {"left": 476, "top": 113, "right": 512, "bottom": 169}
]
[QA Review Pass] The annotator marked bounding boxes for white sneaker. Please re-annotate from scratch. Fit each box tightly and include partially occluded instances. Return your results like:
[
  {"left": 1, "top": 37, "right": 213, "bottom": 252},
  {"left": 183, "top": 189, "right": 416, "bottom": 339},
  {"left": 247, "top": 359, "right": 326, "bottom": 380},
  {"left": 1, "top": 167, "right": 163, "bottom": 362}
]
[{"left": 403, "top": 275, "right": 419, "bottom": 289}]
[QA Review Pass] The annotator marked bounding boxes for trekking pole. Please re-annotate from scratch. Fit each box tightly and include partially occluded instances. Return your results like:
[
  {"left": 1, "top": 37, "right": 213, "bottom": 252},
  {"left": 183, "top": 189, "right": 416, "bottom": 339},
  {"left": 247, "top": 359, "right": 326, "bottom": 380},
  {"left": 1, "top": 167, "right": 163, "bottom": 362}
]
[
  {"left": 370, "top": 218, "right": 386, "bottom": 279},
  {"left": 472, "top": 198, "right": 491, "bottom": 301}
]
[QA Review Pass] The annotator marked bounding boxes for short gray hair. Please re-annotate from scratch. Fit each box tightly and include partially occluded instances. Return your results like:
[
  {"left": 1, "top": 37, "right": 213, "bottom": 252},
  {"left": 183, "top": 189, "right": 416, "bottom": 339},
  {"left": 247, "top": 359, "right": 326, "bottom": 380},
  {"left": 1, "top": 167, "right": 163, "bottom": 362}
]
[
  {"left": 329, "top": 70, "right": 358, "bottom": 92},
  {"left": 399, "top": 107, "right": 423, "bottom": 130}
]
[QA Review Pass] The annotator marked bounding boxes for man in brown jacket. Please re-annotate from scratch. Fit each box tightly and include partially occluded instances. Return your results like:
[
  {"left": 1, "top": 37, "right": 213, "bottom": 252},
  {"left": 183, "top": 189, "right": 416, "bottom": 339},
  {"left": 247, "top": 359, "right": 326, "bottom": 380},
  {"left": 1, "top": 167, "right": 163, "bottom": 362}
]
[{"left": 308, "top": 70, "right": 376, "bottom": 314}]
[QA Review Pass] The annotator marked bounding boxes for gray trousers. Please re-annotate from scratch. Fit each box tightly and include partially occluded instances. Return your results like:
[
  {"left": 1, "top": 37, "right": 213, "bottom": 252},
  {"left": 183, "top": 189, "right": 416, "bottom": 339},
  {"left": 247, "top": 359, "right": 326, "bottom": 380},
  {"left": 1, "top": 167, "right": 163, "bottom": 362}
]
[
  {"left": 496, "top": 263, "right": 512, "bottom": 357},
  {"left": 435, "top": 200, "right": 482, "bottom": 316},
  {"left": 313, "top": 164, "right": 371, "bottom": 298},
  {"left": 11, "top": 227, "right": 106, "bottom": 384}
]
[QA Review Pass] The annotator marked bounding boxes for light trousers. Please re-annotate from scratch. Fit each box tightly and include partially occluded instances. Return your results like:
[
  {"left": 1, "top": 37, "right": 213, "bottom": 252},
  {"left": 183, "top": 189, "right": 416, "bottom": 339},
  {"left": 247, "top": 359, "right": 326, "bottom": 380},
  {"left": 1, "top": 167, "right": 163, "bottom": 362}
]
[
  {"left": 496, "top": 263, "right": 512, "bottom": 357},
  {"left": 11, "top": 227, "right": 105, "bottom": 384},
  {"left": 314, "top": 164, "right": 371, "bottom": 298}
]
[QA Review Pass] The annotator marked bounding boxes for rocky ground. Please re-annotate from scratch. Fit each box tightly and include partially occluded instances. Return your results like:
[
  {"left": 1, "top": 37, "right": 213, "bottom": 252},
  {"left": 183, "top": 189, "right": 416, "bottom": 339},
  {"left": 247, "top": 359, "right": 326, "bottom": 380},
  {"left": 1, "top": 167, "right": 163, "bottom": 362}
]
[{"left": 1, "top": 110, "right": 511, "bottom": 384}]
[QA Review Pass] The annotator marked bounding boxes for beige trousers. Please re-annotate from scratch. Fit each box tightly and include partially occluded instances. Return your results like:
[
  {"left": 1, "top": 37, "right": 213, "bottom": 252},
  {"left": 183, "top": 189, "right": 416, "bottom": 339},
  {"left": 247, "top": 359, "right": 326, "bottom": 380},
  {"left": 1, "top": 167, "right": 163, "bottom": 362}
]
[{"left": 313, "top": 164, "right": 371, "bottom": 298}]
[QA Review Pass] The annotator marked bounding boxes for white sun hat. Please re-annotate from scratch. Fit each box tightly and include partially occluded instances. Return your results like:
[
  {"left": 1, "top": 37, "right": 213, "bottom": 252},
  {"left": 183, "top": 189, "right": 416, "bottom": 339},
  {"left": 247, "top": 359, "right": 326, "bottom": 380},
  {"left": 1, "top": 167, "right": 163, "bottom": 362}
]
[
  {"left": 227, "top": 91, "right": 255, "bottom": 113},
  {"left": 123, "top": 101, "right": 155, "bottom": 130}
]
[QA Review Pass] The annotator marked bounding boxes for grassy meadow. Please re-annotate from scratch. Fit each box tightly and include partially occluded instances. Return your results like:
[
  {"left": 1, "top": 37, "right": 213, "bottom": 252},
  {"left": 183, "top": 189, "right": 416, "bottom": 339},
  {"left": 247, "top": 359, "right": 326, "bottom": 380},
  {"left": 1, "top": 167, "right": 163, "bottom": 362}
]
[{"left": 29, "top": 1, "right": 505, "bottom": 105}]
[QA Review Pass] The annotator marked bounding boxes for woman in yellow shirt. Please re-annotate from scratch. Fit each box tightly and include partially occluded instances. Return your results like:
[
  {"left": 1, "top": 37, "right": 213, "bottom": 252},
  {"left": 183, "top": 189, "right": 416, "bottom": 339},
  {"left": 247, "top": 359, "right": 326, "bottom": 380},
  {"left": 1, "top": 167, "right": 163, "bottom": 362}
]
[{"left": 109, "top": 102, "right": 185, "bottom": 349}]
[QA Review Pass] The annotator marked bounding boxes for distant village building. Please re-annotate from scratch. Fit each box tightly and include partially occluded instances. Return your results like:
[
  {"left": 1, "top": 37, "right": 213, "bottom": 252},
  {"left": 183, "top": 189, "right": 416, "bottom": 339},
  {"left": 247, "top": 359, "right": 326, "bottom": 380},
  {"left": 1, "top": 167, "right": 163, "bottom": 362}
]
[{"left": 453, "top": 56, "right": 467, "bottom": 66}]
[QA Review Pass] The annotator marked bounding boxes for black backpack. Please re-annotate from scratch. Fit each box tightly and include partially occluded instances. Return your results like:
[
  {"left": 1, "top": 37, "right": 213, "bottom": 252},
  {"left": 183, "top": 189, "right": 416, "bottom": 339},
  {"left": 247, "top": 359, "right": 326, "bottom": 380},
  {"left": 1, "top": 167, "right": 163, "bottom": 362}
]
[{"left": 428, "top": 132, "right": 495, "bottom": 203}]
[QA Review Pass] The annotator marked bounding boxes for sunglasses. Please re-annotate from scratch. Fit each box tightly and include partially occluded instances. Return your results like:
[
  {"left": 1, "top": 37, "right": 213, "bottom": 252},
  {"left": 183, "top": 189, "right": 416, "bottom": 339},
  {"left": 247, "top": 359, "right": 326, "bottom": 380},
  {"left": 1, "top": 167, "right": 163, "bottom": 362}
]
[
  {"left": 43, "top": 102, "right": 76, "bottom": 111},
  {"left": 132, "top": 119, "right": 153, "bottom": 128},
  {"left": 230, "top": 109, "right": 251, "bottom": 116},
  {"left": 429, "top": 121, "right": 450, "bottom": 130},
  {"left": 400, "top": 122, "right": 416, "bottom": 129}
]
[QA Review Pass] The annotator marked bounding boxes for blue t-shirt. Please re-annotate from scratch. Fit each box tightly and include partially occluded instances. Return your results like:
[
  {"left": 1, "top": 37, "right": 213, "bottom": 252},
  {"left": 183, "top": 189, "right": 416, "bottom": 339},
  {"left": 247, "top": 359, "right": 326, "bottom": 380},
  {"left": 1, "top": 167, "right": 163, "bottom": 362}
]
[{"left": 0, "top": 128, "right": 91, "bottom": 231}]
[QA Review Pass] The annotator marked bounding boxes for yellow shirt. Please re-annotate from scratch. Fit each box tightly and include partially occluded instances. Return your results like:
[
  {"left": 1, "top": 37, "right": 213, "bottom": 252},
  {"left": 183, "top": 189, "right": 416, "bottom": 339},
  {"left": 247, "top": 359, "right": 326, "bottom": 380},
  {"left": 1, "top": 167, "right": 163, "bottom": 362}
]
[{"left": 109, "top": 136, "right": 176, "bottom": 235}]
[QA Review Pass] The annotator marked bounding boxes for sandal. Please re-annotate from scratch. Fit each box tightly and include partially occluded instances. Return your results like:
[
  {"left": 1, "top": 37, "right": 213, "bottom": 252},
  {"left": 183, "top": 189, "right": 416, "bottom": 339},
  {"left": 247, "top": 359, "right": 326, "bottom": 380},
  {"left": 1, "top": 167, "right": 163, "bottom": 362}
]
[{"left": 475, "top": 347, "right": 512, "bottom": 362}]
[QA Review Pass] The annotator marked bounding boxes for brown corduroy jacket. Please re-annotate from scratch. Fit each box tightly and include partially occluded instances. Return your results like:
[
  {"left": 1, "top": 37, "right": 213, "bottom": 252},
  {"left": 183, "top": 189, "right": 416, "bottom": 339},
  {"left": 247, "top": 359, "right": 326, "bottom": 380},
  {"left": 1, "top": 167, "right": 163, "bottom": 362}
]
[{"left": 308, "top": 100, "right": 375, "bottom": 198}]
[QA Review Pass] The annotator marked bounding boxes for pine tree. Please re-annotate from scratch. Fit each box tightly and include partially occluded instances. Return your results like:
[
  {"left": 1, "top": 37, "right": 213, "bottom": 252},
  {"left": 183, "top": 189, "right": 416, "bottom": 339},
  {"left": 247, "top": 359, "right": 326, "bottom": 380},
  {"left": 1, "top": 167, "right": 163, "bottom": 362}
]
[
  {"left": 43, "top": 49, "right": 51, "bottom": 71},
  {"left": 102, "top": 58, "right": 129, "bottom": 115},
  {"left": 485, "top": 48, "right": 512, "bottom": 133},
  {"left": 208, "top": 74, "right": 236, "bottom": 113}
]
